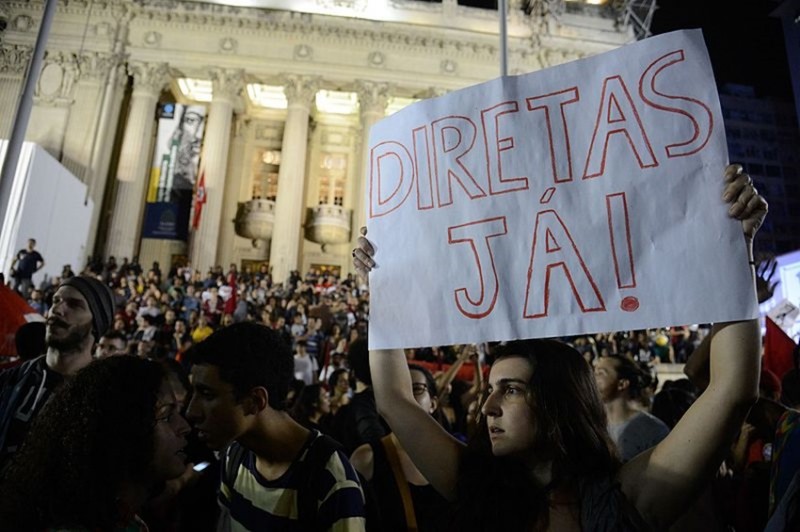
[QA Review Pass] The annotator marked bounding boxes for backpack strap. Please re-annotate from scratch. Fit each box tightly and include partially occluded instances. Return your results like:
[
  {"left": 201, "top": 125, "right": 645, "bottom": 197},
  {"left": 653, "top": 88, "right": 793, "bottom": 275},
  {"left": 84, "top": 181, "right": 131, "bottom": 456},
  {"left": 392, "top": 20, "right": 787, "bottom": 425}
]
[
  {"left": 381, "top": 435, "right": 418, "bottom": 532},
  {"left": 216, "top": 443, "right": 246, "bottom": 532},
  {"left": 298, "top": 432, "right": 344, "bottom": 530},
  {"left": 224, "top": 442, "right": 246, "bottom": 487}
]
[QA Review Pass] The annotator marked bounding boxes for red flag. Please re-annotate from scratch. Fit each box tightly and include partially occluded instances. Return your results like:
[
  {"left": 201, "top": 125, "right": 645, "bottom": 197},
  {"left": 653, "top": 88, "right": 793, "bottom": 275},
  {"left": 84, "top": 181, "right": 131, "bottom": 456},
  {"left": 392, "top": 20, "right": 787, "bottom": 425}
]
[
  {"left": 763, "top": 316, "right": 798, "bottom": 381},
  {"left": 192, "top": 165, "right": 206, "bottom": 230},
  {"left": 0, "top": 284, "right": 44, "bottom": 357}
]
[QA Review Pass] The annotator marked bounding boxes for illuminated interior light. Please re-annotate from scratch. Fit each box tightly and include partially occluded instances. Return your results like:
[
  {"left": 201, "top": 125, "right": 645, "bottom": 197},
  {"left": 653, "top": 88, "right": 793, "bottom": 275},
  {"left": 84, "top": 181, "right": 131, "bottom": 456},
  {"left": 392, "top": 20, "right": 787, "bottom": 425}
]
[
  {"left": 386, "top": 97, "right": 419, "bottom": 116},
  {"left": 247, "top": 84, "right": 288, "bottom": 109},
  {"left": 316, "top": 90, "right": 359, "bottom": 115},
  {"left": 177, "top": 78, "right": 213, "bottom": 102}
]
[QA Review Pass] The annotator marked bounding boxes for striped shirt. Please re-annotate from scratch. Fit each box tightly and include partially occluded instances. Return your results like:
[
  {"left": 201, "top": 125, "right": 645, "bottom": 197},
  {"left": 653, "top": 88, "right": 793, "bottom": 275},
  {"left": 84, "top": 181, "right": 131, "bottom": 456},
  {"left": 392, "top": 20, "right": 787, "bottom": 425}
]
[{"left": 219, "top": 431, "right": 366, "bottom": 531}]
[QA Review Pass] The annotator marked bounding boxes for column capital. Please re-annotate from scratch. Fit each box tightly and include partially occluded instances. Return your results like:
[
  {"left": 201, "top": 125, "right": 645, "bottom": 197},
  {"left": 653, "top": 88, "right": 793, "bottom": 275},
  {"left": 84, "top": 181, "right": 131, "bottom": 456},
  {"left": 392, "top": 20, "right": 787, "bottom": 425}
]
[
  {"left": 77, "top": 51, "right": 120, "bottom": 83},
  {"left": 128, "top": 61, "right": 170, "bottom": 97},
  {"left": 208, "top": 67, "right": 245, "bottom": 102},
  {"left": 355, "top": 80, "right": 391, "bottom": 117},
  {"left": 0, "top": 44, "right": 33, "bottom": 76},
  {"left": 282, "top": 74, "right": 321, "bottom": 108}
]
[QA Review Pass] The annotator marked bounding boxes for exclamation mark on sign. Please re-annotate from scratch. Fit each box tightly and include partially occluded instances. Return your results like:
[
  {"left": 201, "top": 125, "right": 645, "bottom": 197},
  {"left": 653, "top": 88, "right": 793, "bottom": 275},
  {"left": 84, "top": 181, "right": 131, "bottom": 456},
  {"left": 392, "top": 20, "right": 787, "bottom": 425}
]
[{"left": 606, "top": 192, "right": 639, "bottom": 312}]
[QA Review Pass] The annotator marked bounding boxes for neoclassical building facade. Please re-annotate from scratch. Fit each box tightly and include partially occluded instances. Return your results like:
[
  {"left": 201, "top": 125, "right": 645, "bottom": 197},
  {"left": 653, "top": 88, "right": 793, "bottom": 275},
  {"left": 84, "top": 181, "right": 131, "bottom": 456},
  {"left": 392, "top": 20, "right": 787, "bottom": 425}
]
[{"left": 0, "top": 0, "right": 648, "bottom": 282}]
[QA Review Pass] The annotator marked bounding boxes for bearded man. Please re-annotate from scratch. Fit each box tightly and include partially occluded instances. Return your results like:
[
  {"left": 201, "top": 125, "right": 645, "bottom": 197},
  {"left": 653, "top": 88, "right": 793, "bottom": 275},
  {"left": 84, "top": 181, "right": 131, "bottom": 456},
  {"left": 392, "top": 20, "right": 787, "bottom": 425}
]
[{"left": 0, "top": 275, "right": 114, "bottom": 470}]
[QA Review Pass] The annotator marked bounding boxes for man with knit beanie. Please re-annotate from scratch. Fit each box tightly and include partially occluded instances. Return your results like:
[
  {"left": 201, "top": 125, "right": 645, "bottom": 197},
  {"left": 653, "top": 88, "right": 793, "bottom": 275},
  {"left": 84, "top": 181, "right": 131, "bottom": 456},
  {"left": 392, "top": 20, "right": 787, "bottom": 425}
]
[{"left": 0, "top": 274, "right": 115, "bottom": 470}]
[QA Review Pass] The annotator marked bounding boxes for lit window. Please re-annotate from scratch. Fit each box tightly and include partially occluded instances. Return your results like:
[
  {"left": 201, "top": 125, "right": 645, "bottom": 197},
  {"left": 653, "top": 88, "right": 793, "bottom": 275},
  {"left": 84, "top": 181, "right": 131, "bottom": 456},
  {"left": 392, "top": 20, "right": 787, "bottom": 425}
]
[
  {"left": 247, "top": 84, "right": 288, "bottom": 109},
  {"left": 316, "top": 90, "right": 358, "bottom": 115},
  {"left": 318, "top": 153, "right": 347, "bottom": 206},
  {"left": 177, "top": 78, "right": 213, "bottom": 102}
]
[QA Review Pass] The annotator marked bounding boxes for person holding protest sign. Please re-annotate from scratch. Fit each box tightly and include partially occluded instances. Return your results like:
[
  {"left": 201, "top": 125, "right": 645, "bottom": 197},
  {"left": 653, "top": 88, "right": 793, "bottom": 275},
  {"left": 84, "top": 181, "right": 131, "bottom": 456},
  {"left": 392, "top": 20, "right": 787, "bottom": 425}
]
[{"left": 353, "top": 164, "right": 766, "bottom": 530}]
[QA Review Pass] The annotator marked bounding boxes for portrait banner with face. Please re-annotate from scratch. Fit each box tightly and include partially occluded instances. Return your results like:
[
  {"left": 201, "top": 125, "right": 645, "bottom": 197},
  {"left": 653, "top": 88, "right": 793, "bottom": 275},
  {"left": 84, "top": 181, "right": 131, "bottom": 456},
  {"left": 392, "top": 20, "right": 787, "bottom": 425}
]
[
  {"left": 365, "top": 30, "right": 759, "bottom": 350},
  {"left": 142, "top": 103, "right": 207, "bottom": 240}
]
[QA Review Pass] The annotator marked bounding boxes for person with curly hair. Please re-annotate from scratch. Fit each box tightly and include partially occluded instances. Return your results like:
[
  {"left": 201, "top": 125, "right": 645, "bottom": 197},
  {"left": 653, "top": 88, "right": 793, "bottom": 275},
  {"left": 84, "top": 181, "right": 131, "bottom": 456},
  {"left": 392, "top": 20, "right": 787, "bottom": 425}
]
[{"left": 0, "top": 355, "right": 191, "bottom": 531}]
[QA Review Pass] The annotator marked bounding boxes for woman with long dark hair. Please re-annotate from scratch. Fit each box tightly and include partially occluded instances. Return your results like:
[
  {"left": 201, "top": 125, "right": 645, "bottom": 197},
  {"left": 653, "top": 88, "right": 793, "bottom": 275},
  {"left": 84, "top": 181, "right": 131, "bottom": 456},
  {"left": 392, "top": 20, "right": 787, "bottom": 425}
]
[
  {"left": 291, "top": 383, "right": 333, "bottom": 433},
  {"left": 0, "top": 356, "right": 190, "bottom": 531},
  {"left": 353, "top": 165, "right": 766, "bottom": 530}
]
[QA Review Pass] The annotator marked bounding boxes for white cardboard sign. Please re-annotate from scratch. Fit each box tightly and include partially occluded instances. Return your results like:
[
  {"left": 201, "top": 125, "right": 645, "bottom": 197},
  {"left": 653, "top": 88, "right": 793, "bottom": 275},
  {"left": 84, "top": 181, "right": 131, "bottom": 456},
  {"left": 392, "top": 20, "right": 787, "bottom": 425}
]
[{"left": 366, "top": 30, "right": 759, "bottom": 350}]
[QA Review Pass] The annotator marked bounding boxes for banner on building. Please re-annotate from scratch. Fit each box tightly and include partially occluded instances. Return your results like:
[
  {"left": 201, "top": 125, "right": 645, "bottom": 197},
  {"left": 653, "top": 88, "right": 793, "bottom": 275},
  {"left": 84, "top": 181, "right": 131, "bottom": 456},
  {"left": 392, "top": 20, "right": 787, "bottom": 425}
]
[
  {"left": 142, "top": 103, "right": 207, "bottom": 240},
  {"left": 365, "top": 29, "right": 759, "bottom": 350}
]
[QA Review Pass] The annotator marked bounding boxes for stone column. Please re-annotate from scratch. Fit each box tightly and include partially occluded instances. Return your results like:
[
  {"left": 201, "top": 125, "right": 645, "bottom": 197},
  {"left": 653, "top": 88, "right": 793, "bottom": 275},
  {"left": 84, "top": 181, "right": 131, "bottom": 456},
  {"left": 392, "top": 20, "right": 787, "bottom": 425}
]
[
  {"left": 105, "top": 61, "right": 169, "bottom": 261},
  {"left": 190, "top": 68, "right": 243, "bottom": 273},
  {"left": 350, "top": 80, "right": 390, "bottom": 262},
  {"left": 0, "top": 45, "right": 33, "bottom": 141},
  {"left": 268, "top": 74, "right": 319, "bottom": 285},
  {"left": 215, "top": 116, "right": 250, "bottom": 266},
  {"left": 86, "top": 60, "right": 128, "bottom": 256}
]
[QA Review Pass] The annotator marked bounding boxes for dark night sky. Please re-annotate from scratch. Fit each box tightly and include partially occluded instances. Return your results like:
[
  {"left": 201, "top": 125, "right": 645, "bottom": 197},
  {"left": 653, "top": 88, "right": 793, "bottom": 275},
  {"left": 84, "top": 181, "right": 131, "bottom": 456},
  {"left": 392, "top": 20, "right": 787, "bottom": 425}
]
[{"left": 649, "top": 0, "right": 794, "bottom": 99}]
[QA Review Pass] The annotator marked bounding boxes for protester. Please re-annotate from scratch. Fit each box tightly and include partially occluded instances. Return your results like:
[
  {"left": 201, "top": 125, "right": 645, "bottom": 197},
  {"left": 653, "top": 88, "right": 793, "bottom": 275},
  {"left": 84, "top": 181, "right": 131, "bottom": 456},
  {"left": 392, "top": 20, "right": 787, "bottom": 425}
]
[
  {"left": 9, "top": 238, "right": 44, "bottom": 298},
  {"left": 332, "top": 339, "right": 389, "bottom": 454},
  {"left": 294, "top": 338, "right": 319, "bottom": 385},
  {"left": 0, "top": 356, "right": 190, "bottom": 531},
  {"left": 94, "top": 329, "right": 129, "bottom": 359},
  {"left": 291, "top": 383, "right": 334, "bottom": 434},
  {"left": 184, "top": 322, "right": 367, "bottom": 530},
  {"left": 0, "top": 274, "right": 115, "bottom": 469},
  {"left": 13, "top": 321, "right": 46, "bottom": 362},
  {"left": 353, "top": 164, "right": 767, "bottom": 530},
  {"left": 350, "top": 364, "right": 450, "bottom": 531},
  {"left": 328, "top": 367, "right": 352, "bottom": 415},
  {"left": 594, "top": 354, "right": 670, "bottom": 462}
]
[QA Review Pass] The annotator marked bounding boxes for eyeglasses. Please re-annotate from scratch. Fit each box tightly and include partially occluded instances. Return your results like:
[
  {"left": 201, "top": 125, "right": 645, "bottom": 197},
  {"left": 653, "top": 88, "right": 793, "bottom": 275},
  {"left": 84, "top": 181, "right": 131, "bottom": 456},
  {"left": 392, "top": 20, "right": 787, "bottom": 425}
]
[{"left": 412, "top": 383, "right": 428, "bottom": 397}]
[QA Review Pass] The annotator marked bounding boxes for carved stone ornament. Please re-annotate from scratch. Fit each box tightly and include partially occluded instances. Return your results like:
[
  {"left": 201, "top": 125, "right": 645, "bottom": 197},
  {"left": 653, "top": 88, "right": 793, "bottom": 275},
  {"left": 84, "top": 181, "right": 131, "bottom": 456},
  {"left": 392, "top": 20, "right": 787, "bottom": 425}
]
[
  {"left": 355, "top": 80, "right": 390, "bottom": 115},
  {"left": 13, "top": 15, "right": 34, "bottom": 32},
  {"left": 144, "top": 31, "right": 162, "bottom": 47},
  {"left": 440, "top": 59, "right": 458, "bottom": 75},
  {"left": 219, "top": 37, "right": 238, "bottom": 54},
  {"left": 129, "top": 61, "right": 170, "bottom": 95},
  {"left": 0, "top": 44, "right": 32, "bottom": 76},
  {"left": 78, "top": 52, "right": 118, "bottom": 82},
  {"left": 282, "top": 74, "right": 320, "bottom": 107},
  {"left": 367, "top": 51, "right": 385, "bottom": 68},
  {"left": 317, "top": 0, "right": 368, "bottom": 12},
  {"left": 294, "top": 44, "right": 313, "bottom": 61},
  {"left": 209, "top": 68, "right": 245, "bottom": 101},
  {"left": 35, "top": 51, "right": 79, "bottom": 105}
]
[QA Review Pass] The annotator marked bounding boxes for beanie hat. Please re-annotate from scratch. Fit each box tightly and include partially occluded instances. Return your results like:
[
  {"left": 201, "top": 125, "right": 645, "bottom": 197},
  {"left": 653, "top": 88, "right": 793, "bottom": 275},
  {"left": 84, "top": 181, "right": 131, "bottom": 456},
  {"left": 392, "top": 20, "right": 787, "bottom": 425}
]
[{"left": 59, "top": 275, "right": 115, "bottom": 340}]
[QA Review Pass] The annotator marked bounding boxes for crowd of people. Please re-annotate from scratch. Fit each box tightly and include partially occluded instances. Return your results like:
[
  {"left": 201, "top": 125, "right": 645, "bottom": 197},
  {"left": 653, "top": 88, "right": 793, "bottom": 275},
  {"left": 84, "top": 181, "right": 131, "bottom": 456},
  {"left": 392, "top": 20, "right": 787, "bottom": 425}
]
[{"left": 0, "top": 164, "right": 799, "bottom": 531}]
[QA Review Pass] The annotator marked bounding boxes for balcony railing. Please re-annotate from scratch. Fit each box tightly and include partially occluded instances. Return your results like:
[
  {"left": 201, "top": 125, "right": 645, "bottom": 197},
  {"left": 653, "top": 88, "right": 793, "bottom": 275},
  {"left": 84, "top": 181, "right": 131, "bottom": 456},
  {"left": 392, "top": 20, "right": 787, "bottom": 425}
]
[
  {"left": 305, "top": 204, "right": 352, "bottom": 248},
  {"left": 234, "top": 199, "right": 276, "bottom": 242}
]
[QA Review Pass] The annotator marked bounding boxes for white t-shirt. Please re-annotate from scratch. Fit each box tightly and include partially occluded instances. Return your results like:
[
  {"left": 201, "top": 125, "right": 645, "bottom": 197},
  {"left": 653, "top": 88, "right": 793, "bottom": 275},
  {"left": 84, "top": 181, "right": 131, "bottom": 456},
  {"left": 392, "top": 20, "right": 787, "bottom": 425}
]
[{"left": 293, "top": 353, "right": 318, "bottom": 385}]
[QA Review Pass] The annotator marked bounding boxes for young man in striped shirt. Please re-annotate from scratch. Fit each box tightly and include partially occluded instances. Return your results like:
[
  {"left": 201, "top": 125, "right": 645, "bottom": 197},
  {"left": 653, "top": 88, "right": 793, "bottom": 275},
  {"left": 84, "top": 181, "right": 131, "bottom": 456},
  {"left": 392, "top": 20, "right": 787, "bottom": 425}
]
[{"left": 186, "top": 322, "right": 366, "bottom": 531}]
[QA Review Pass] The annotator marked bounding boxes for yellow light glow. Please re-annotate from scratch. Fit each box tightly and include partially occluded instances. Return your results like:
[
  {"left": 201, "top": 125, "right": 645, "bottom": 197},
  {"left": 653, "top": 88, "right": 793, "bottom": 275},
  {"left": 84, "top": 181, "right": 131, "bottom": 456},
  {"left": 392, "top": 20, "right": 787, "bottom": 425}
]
[
  {"left": 177, "top": 78, "right": 213, "bottom": 102},
  {"left": 386, "top": 97, "right": 419, "bottom": 116},
  {"left": 247, "top": 84, "right": 288, "bottom": 109},
  {"left": 316, "top": 90, "right": 359, "bottom": 115}
]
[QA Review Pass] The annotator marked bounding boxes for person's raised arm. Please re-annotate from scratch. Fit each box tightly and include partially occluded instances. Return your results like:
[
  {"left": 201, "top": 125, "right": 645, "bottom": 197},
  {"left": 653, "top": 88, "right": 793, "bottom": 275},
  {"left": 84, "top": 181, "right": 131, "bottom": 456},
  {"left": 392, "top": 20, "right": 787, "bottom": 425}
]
[
  {"left": 436, "top": 344, "right": 473, "bottom": 397},
  {"left": 354, "top": 228, "right": 464, "bottom": 501},
  {"left": 618, "top": 164, "right": 766, "bottom": 529}
]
